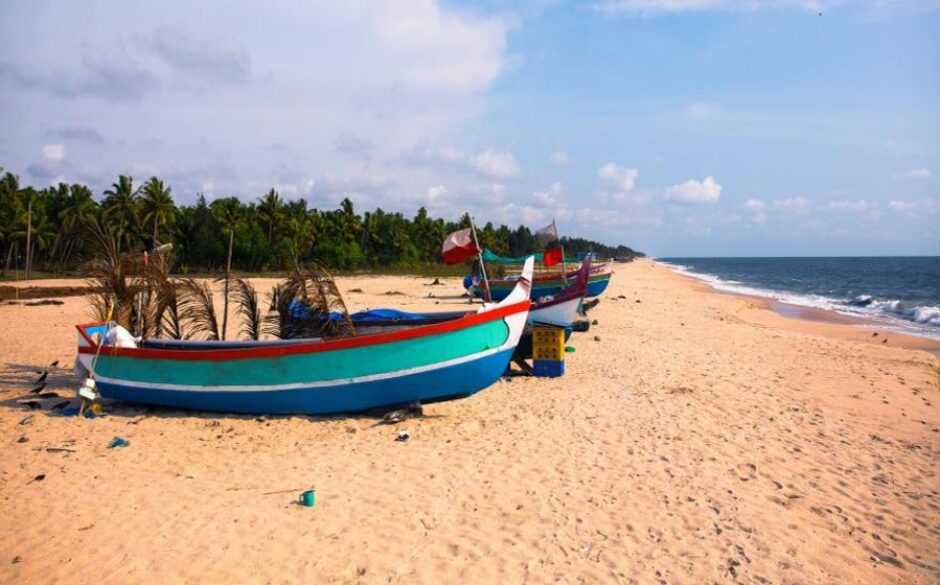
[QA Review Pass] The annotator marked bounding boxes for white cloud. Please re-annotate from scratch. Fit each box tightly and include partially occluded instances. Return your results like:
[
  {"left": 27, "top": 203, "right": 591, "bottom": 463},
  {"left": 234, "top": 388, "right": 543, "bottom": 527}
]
[
  {"left": 745, "top": 198, "right": 765, "bottom": 211},
  {"left": 549, "top": 151, "right": 570, "bottom": 166},
  {"left": 426, "top": 184, "right": 448, "bottom": 203},
  {"left": 888, "top": 199, "right": 915, "bottom": 214},
  {"left": 773, "top": 196, "right": 811, "bottom": 213},
  {"left": 684, "top": 101, "right": 719, "bottom": 121},
  {"left": 42, "top": 143, "right": 65, "bottom": 163},
  {"left": 664, "top": 175, "right": 722, "bottom": 203},
  {"left": 532, "top": 182, "right": 566, "bottom": 207},
  {"left": 469, "top": 150, "right": 520, "bottom": 179},
  {"left": 827, "top": 199, "right": 870, "bottom": 213},
  {"left": 597, "top": 163, "right": 639, "bottom": 191},
  {"left": 521, "top": 205, "right": 548, "bottom": 224},
  {"left": 437, "top": 146, "right": 465, "bottom": 164},
  {"left": 902, "top": 167, "right": 931, "bottom": 179},
  {"left": 593, "top": 1, "right": 845, "bottom": 15},
  {"left": 753, "top": 211, "right": 768, "bottom": 224}
]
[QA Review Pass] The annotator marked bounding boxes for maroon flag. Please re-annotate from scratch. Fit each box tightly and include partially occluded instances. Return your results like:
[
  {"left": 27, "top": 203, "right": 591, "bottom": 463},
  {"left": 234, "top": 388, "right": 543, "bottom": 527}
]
[
  {"left": 535, "top": 220, "right": 558, "bottom": 246},
  {"left": 441, "top": 228, "right": 480, "bottom": 265},
  {"left": 543, "top": 247, "right": 563, "bottom": 267}
]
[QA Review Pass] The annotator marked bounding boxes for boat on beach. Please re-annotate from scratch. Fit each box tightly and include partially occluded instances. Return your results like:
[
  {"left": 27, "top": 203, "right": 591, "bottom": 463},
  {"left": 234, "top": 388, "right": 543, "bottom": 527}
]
[
  {"left": 74, "top": 259, "right": 535, "bottom": 415},
  {"left": 472, "top": 257, "right": 613, "bottom": 302}
]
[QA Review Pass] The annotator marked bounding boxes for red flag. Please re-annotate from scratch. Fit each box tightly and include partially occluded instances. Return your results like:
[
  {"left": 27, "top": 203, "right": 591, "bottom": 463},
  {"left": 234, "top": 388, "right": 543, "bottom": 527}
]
[
  {"left": 543, "top": 247, "right": 563, "bottom": 267},
  {"left": 441, "top": 228, "right": 480, "bottom": 265}
]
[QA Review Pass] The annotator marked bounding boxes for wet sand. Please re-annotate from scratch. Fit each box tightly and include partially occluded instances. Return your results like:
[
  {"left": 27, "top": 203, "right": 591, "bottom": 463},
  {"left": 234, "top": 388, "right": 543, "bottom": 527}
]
[{"left": 1, "top": 260, "right": 938, "bottom": 584}]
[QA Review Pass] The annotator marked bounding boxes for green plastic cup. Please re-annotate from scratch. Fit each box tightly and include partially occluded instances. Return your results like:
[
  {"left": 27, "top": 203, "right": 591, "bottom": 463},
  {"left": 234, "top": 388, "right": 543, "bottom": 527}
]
[{"left": 300, "top": 489, "right": 315, "bottom": 507}]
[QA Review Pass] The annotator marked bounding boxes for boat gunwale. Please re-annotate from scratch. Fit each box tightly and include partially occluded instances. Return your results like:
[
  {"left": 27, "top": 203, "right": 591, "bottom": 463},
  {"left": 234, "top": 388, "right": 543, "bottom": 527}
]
[{"left": 77, "top": 299, "right": 530, "bottom": 362}]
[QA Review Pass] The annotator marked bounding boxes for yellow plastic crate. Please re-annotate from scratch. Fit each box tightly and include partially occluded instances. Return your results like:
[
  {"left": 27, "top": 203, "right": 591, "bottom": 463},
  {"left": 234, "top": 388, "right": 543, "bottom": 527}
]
[{"left": 532, "top": 326, "right": 565, "bottom": 362}]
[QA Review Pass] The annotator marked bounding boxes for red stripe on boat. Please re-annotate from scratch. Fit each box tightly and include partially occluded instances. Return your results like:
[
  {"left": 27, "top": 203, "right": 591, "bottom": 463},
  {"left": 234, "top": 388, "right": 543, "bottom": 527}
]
[{"left": 76, "top": 300, "right": 530, "bottom": 362}]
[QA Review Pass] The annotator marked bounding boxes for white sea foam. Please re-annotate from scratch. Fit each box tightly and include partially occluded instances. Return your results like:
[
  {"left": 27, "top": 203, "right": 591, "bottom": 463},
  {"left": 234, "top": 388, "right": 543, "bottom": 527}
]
[{"left": 656, "top": 261, "right": 940, "bottom": 340}]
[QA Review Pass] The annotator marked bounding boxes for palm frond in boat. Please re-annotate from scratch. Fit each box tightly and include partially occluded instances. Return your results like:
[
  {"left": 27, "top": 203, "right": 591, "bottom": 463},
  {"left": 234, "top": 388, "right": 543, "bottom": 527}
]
[{"left": 178, "top": 278, "right": 220, "bottom": 341}]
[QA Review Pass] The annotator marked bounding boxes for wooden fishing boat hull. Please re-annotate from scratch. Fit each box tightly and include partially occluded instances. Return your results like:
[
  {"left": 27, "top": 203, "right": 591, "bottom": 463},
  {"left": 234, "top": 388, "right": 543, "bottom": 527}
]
[
  {"left": 482, "top": 271, "right": 611, "bottom": 302},
  {"left": 75, "top": 261, "right": 534, "bottom": 415}
]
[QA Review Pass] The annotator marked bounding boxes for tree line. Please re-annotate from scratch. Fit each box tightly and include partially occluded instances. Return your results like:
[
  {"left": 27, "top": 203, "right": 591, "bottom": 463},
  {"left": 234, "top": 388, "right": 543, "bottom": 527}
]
[{"left": 0, "top": 171, "right": 644, "bottom": 276}]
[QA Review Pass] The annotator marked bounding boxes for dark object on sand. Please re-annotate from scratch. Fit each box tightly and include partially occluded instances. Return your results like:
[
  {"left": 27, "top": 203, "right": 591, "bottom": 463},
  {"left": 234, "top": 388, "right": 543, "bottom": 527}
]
[
  {"left": 380, "top": 401, "right": 423, "bottom": 425},
  {"left": 635, "top": 299, "right": 641, "bottom": 303},
  {"left": 37, "top": 392, "right": 60, "bottom": 399},
  {"left": 427, "top": 278, "right": 444, "bottom": 286},
  {"left": 51, "top": 401, "right": 70, "bottom": 410},
  {"left": 617, "top": 295, "right": 626, "bottom": 299},
  {"left": 107, "top": 436, "right": 130, "bottom": 449},
  {"left": 50, "top": 360, "right": 59, "bottom": 367},
  {"left": 882, "top": 338, "right": 888, "bottom": 344},
  {"left": 17, "top": 436, "right": 29, "bottom": 443},
  {"left": 22, "top": 401, "right": 42, "bottom": 410},
  {"left": 395, "top": 430, "right": 410, "bottom": 442},
  {"left": 872, "top": 332, "right": 878, "bottom": 337},
  {"left": 593, "top": 335, "right": 601, "bottom": 342},
  {"left": 25, "top": 299, "right": 65, "bottom": 306},
  {"left": 348, "top": 288, "right": 364, "bottom": 293},
  {"left": 384, "top": 290, "right": 405, "bottom": 296},
  {"left": 582, "top": 299, "right": 600, "bottom": 312},
  {"left": 35, "top": 372, "right": 48, "bottom": 384},
  {"left": 30, "top": 382, "right": 47, "bottom": 394},
  {"left": 591, "top": 319, "right": 599, "bottom": 326},
  {"left": 29, "top": 474, "right": 45, "bottom": 483},
  {"left": 20, "top": 415, "right": 34, "bottom": 425}
]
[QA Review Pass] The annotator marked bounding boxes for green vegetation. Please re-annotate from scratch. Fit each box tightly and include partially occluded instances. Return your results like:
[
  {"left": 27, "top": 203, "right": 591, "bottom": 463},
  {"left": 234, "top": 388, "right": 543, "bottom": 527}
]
[{"left": 0, "top": 171, "right": 644, "bottom": 276}]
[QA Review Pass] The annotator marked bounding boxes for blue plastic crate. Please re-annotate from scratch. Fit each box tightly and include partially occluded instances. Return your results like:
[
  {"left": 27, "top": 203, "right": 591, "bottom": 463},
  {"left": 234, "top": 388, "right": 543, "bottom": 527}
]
[{"left": 532, "top": 359, "right": 565, "bottom": 378}]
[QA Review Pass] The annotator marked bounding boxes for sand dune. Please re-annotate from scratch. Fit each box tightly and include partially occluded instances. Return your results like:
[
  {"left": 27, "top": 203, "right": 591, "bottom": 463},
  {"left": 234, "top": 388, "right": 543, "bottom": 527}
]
[{"left": 1, "top": 260, "right": 938, "bottom": 584}]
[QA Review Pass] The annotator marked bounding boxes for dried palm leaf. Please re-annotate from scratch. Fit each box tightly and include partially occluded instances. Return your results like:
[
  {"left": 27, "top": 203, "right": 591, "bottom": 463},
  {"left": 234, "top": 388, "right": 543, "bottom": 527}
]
[
  {"left": 231, "top": 278, "right": 262, "bottom": 340},
  {"left": 178, "top": 278, "right": 220, "bottom": 340},
  {"left": 79, "top": 220, "right": 139, "bottom": 329},
  {"left": 263, "top": 262, "right": 354, "bottom": 339}
]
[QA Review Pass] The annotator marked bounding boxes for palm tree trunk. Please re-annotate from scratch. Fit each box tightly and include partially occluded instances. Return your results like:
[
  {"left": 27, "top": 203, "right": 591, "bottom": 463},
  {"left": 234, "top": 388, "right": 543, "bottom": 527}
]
[
  {"left": 153, "top": 213, "right": 159, "bottom": 242},
  {"left": 25, "top": 198, "right": 32, "bottom": 281},
  {"left": 221, "top": 229, "right": 234, "bottom": 341},
  {"left": 2, "top": 242, "right": 13, "bottom": 277}
]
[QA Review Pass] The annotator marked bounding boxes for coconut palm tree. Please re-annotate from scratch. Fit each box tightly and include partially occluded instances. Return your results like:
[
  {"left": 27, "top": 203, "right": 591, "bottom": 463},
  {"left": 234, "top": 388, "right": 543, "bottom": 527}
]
[
  {"left": 139, "top": 177, "right": 176, "bottom": 242},
  {"left": 102, "top": 175, "right": 140, "bottom": 251},
  {"left": 212, "top": 197, "right": 244, "bottom": 340},
  {"left": 258, "top": 188, "right": 284, "bottom": 248}
]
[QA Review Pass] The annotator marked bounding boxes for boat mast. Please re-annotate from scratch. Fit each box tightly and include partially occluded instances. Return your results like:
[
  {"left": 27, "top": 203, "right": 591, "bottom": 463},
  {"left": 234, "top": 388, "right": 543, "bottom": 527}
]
[{"left": 468, "top": 214, "right": 491, "bottom": 302}]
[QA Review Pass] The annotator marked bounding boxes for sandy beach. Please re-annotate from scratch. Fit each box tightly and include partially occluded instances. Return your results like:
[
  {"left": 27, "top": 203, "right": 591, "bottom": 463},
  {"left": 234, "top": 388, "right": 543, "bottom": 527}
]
[{"left": 1, "top": 259, "right": 938, "bottom": 584}]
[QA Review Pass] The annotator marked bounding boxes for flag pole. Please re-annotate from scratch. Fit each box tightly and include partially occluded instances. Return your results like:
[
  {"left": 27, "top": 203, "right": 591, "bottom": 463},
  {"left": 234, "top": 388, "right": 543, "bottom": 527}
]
[
  {"left": 468, "top": 214, "right": 491, "bottom": 303},
  {"left": 556, "top": 220, "right": 568, "bottom": 285}
]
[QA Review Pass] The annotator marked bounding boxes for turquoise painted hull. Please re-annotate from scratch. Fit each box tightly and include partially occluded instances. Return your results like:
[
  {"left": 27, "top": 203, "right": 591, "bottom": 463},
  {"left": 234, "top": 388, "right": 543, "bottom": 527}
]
[
  {"left": 76, "top": 258, "right": 536, "bottom": 416},
  {"left": 94, "top": 347, "right": 515, "bottom": 415}
]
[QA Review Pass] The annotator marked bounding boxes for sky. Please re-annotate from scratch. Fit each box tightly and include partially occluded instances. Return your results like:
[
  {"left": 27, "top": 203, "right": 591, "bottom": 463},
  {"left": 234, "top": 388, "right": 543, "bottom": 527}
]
[{"left": 1, "top": 0, "right": 938, "bottom": 257}]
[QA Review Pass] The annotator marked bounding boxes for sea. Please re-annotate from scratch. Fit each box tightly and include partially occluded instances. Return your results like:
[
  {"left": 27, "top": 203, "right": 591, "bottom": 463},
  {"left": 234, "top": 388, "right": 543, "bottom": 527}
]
[{"left": 656, "top": 257, "right": 940, "bottom": 341}]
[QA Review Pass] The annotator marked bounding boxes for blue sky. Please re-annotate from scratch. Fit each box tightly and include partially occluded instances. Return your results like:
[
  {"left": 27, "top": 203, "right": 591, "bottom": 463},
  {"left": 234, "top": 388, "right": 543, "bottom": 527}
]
[{"left": 1, "top": 1, "right": 938, "bottom": 256}]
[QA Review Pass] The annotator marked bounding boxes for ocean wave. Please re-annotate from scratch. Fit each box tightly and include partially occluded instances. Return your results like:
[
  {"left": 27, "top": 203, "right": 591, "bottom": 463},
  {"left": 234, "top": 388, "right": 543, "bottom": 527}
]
[{"left": 656, "top": 261, "right": 940, "bottom": 339}]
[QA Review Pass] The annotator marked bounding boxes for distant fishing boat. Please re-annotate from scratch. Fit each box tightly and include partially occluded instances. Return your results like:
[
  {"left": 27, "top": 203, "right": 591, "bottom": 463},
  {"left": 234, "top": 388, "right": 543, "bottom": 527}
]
[
  {"left": 74, "top": 259, "right": 535, "bottom": 415},
  {"left": 470, "top": 254, "right": 612, "bottom": 302}
]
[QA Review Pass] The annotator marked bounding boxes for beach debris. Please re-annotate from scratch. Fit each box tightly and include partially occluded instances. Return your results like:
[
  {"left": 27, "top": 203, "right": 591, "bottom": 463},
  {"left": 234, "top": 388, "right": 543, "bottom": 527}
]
[
  {"left": 30, "top": 382, "right": 47, "bottom": 394},
  {"left": 19, "top": 415, "right": 34, "bottom": 425},
  {"left": 35, "top": 372, "right": 48, "bottom": 385},
  {"left": 379, "top": 401, "right": 423, "bottom": 425},
  {"left": 29, "top": 474, "right": 45, "bottom": 484},
  {"left": 427, "top": 278, "right": 445, "bottom": 286},
  {"left": 17, "top": 436, "right": 29, "bottom": 443},
  {"left": 11, "top": 556, "right": 21, "bottom": 564},
  {"left": 348, "top": 288, "right": 364, "bottom": 293},
  {"left": 21, "top": 401, "right": 42, "bottom": 410},
  {"left": 882, "top": 338, "right": 888, "bottom": 344},
  {"left": 37, "top": 392, "right": 60, "bottom": 399},
  {"left": 591, "top": 319, "right": 599, "bottom": 326},
  {"left": 299, "top": 489, "right": 316, "bottom": 507},
  {"left": 51, "top": 401, "right": 71, "bottom": 411},
  {"left": 107, "top": 436, "right": 130, "bottom": 449},
  {"left": 395, "top": 430, "right": 411, "bottom": 442},
  {"left": 593, "top": 335, "right": 601, "bottom": 342},
  {"left": 565, "top": 346, "right": 576, "bottom": 353},
  {"left": 384, "top": 290, "right": 405, "bottom": 296},
  {"left": 872, "top": 332, "right": 878, "bottom": 337},
  {"left": 582, "top": 299, "right": 600, "bottom": 312},
  {"left": 25, "top": 299, "right": 65, "bottom": 306},
  {"left": 50, "top": 360, "right": 59, "bottom": 368},
  {"left": 635, "top": 299, "right": 641, "bottom": 303}
]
